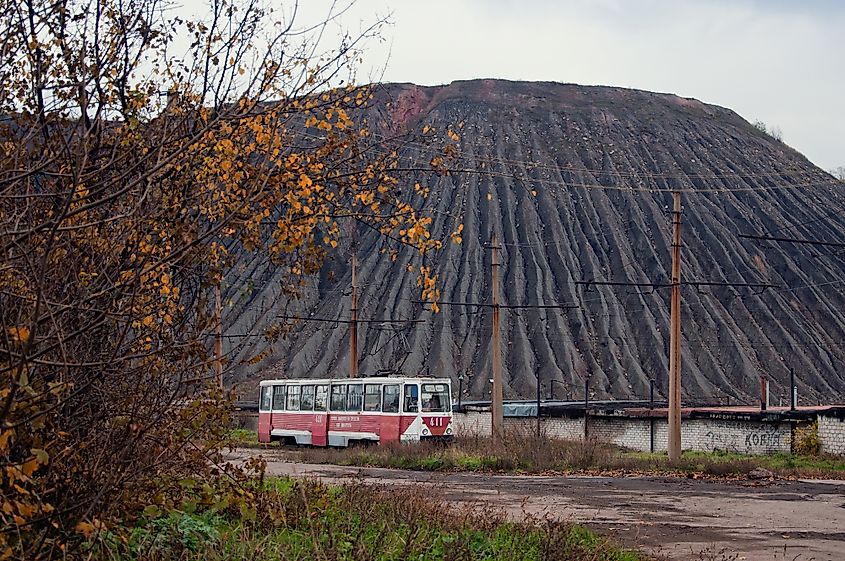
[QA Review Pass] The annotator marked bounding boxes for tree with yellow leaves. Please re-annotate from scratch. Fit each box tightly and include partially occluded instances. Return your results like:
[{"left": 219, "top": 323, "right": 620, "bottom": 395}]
[{"left": 0, "top": 0, "right": 446, "bottom": 558}]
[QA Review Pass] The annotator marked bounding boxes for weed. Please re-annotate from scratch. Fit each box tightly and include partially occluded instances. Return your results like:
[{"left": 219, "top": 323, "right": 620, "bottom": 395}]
[
  {"left": 792, "top": 422, "right": 821, "bottom": 456},
  {"left": 295, "top": 432, "right": 845, "bottom": 480},
  {"left": 92, "top": 478, "right": 646, "bottom": 560}
]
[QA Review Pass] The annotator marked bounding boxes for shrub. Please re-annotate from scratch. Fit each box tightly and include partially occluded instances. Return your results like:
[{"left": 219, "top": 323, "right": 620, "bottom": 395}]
[
  {"left": 792, "top": 422, "right": 821, "bottom": 456},
  {"left": 90, "top": 478, "right": 644, "bottom": 561}
]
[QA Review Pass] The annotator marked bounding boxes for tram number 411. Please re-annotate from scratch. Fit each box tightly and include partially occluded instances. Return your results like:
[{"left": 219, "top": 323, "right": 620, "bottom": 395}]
[{"left": 425, "top": 417, "right": 446, "bottom": 427}]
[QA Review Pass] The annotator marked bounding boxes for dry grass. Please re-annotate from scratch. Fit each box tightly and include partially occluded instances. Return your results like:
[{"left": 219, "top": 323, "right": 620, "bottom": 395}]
[
  {"left": 90, "top": 478, "right": 646, "bottom": 560},
  {"left": 285, "top": 427, "right": 845, "bottom": 480}
]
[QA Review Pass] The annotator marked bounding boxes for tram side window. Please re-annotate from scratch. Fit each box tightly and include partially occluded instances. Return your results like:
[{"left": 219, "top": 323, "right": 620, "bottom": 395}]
[
  {"left": 382, "top": 384, "right": 400, "bottom": 413},
  {"left": 259, "top": 386, "right": 272, "bottom": 411},
  {"left": 315, "top": 385, "right": 329, "bottom": 411},
  {"left": 347, "top": 384, "right": 363, "bottom": 411},
  {"left": 272, "top": 385, "right": 286, "bottom": 411},
  {"left": 301, "top": 385, "right": 315, "bottom": 411},
  {"left": 403, "top": 384, "right": 418, "bottom": 413},
  {"left": 286, "top": 385, "right": 300, "bottom": 411},
  {"left": 363, "top": 384, "right": 381, "bottom": 412},
  {"left": 330, "top": 385, "right": 346, "bottom": 411}
]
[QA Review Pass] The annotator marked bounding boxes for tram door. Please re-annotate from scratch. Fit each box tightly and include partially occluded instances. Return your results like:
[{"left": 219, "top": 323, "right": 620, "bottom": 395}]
[
  {"left": 312, "top": 384, "right": 329, "bottom": 446},
  {"left": 401, "top": 383, "right": 420, "bottom": 441},
  {"left": 381, "top": 384, "right": 401, "bottom": 442}
]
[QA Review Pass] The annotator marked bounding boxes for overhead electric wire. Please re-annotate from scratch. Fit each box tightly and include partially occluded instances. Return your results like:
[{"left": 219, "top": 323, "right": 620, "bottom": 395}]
[
  {"left": 292, "top": 127, "right": 844, "bottom": 194},
  {"left": 294, "top": 127, "right": 834, "bottom": 183}
]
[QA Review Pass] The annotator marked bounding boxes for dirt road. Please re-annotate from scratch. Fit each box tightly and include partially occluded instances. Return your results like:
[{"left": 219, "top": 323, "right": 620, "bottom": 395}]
[{"left": 230, "top": 449, "right": 845, "bottom": 561}]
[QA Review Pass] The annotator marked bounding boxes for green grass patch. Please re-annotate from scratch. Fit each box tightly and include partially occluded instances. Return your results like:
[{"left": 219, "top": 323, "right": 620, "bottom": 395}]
[
  {"left": 617, "top": 449, "right": 845, "bottom": 476},
  {"left": 93, "top": 477, "right": 645, "bottom": 560},
  {"left": 226, "top": 428, "right": 260, "bottom": 446}
]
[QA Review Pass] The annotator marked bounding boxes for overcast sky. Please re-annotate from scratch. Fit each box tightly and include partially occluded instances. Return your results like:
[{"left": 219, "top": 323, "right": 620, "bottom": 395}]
[{"left": 293, "top": 0, "right": 843, "bottom": 171}]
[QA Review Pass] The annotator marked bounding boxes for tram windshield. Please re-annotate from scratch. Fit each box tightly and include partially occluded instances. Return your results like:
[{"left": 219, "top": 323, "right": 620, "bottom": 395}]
[{"left": 420, "top": 383, "right": 450, "bottom": 412}]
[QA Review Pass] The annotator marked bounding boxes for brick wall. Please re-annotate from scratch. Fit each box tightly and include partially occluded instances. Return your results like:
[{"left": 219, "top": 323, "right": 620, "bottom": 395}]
[
  {"left": 453, "top": 410, "right": 492, "bottom": 436},
  {"left": 819, "top": 414, "right": 845, "bottom": 456},
  {"left": 453, "top": 412, "right": 794, "bottom": 455}
]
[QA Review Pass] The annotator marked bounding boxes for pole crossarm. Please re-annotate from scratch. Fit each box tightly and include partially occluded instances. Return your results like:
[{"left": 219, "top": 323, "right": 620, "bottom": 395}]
[
  {"left": 739, "top": 233, "right": 845, "bottom": 247},
  {"left": 576, "top": 280, "right": 780, "bottom": 292}
]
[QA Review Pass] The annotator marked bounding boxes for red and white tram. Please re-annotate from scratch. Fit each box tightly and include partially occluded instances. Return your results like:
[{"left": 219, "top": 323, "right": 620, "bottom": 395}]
[{"left": 257, "top": 376, "right": 453, "bottom": 446}]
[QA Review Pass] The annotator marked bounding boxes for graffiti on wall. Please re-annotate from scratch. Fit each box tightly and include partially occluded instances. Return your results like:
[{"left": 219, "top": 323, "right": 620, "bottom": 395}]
[{"left": 704, "top": 422, "right": 783, "bottom": 453}]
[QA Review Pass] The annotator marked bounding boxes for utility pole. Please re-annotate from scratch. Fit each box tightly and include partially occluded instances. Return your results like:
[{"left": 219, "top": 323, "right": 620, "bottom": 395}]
[
  {"left": 349, "top": 252, "right": 359, "bottom": 378},
  {"left": 790, "top": 368, "right": 797, "bottom": 411},
  {"left": 576, "top": 194, "right": 778, "bottom": 458},
  {"left": 412, "top": 236, "right": 576, "bottom": 440},
  {"left": 490, "top": 233, "right": 503, "bottom": 444},
  {"left": 214, "top": 283, "right": 223, "bottom": 391},
  {"left": 536, "top": 373, "right": 541, "bottom": 438},
  {"left": 668, "top": 191, "right": 682, "bottom": 462},
  {"left": 760, "top": 375, "right": 769, "bottom": 411},
  {"left": 649, "top": 379, "right": 655, "bottom": 453},
  {"left": 583, "top": 376, "right": 590, "bottom": 441}
]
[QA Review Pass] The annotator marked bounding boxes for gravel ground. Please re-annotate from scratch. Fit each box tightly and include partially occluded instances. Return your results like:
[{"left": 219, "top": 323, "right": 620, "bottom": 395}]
[{"left": 228, "top": 448, "right": 845, "bottom": 561}]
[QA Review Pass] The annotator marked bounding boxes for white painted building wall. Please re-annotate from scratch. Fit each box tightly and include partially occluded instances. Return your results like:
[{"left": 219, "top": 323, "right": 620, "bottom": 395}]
[
  {"left": 818, "top": 414, "right": 845, "bottom": 456},
  {"left": 453, "top": 411, "right": 812, "bottom": 455}
]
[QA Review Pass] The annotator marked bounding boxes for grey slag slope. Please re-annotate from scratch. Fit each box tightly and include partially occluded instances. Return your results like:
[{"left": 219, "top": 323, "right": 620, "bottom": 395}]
[{"left": 223, "top": 80, "right": 845, "bottom": 404}]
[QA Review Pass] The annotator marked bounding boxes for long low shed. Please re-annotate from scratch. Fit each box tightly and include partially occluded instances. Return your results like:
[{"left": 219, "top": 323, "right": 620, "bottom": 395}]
[{"left": 453, "top": 401, "right": 845, "bottom": 456}]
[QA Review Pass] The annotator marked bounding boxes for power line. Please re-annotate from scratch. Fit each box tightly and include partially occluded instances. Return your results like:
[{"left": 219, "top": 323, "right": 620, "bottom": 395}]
[
  {"left": 296, "top": 127, "right": 836, "bottom": 184},
  {"left": 293, "top": 127, "right": 845, "bottom": 193},
  {"left": 739, "top": 233, "right": 845, "bottom": 248},
  {"left": 413, "top": 300, "right": 578, "bottom": 310},
  {"left": 576, "top": 280, "right": 780, "bottom": 293},
  {"left": 397, "top": 166, "right": 844, "bottom": 194},
  {"left": 275, "top": 314, "right": 425, "bottom": 325}
]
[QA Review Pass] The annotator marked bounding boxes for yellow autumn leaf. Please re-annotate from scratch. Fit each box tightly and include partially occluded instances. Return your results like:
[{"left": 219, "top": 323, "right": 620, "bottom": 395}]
[
  {"left": 16, "top": 502, "right": 35, "bottom": 517},
  {"left": 0, "top": 431, "right": 11, "bottom": 453},
  {"left": 21, "top": 458, "right": 38, "bottom": 477},
  {"left": 75, "top": 521, "right": 95, "bottom": 539},
  {"left": 7, "top": 326, "right": 29, "bottom": 344}
]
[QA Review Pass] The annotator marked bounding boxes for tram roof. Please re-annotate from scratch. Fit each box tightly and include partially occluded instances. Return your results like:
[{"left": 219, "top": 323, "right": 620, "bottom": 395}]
[{"left": 259, "top": 376, "right": 451, "bottom": 386}]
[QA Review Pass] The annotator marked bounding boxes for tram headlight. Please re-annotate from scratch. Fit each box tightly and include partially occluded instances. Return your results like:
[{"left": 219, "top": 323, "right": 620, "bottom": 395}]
[
  {"left": 446, "top": 427, "right": 453, "bottom": 435},
  {"left": 422, "top": 427, "right": 430, "bottom": 436}
]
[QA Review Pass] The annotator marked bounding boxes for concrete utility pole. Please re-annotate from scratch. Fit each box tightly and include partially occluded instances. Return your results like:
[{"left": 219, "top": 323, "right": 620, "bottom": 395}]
[
  {"left": 760, "top": 375, "right": 769, "bottom": 411},
  {"left": 790, "top": 368, "right": 797, "bottom": 411},
  {"left": 490, "top": 233, "right": 504, "bottom": 444},
  {"left": 214, "top": 283, "right": 223, "bottom": 391},
  {"left": 349, "top": 252, "right": 359, "bottom": 378},
  {"left": 536, "top": 373, "right": 541, "bottom": 438},
  {"left": 668, "top": 191, "right": 682, "bottom": 462}
]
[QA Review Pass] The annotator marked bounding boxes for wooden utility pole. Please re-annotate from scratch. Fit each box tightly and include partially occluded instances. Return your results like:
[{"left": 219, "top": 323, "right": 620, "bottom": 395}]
[
  {"left": 214, "top": 283, "right": 223, "bottom": 391},
  {"left": 349, "top": 252, "right": 359, "bottom": 378},
  {"left": 490, "top": 233, "right": 504, "bottom": 444},
  {"left": 668, "top": 191, "right": 682, "bottom": 462}
]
